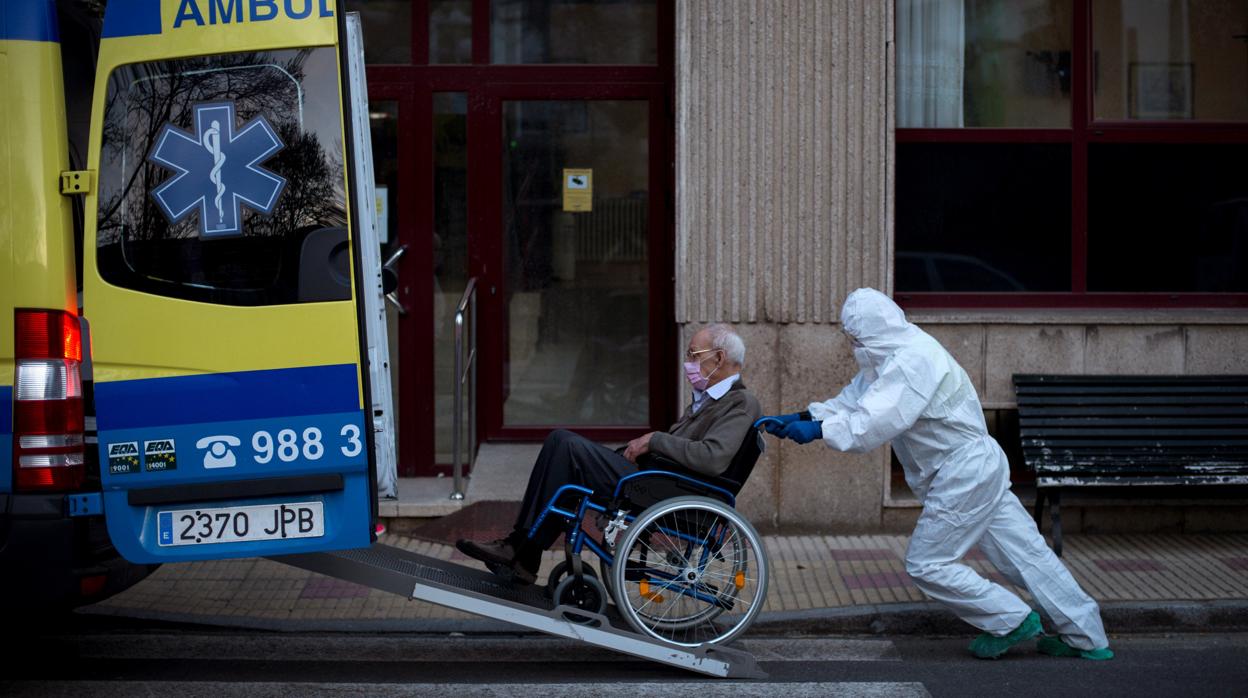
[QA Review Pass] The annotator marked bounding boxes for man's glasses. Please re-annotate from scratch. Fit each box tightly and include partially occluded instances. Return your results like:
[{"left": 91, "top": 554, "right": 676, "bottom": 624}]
[{"left": 685, "top": 348, "right": 718, "bottom": 361}]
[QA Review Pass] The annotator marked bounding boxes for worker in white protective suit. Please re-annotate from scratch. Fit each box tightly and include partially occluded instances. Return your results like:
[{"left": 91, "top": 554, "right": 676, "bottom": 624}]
[{"left": 759, "top": 288, "right": 1112, "bottom": 660}]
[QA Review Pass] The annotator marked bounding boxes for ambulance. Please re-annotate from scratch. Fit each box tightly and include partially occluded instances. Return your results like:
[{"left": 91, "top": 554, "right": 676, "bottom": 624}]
[
  {"left": 1, "top": 0, "right": 763, "bottom": 677},
  {"left": 1, "top": 0, "right": 394, "bottom": 607}
]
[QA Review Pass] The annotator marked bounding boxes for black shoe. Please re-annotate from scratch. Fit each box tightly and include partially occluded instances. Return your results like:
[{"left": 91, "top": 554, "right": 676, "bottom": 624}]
[
  {"left": 456, "top": 538, "right": 515, "bottom": 566},
  {"left": 484, "top": 560, "right": 538, "bottom": 586},
  {"left": 455, "top": 539, "right": 537, "bottom": 585}
]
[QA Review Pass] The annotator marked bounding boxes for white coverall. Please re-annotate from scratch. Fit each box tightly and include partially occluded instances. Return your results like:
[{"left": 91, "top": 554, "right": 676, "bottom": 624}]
[{"left": 809, "top": 288, "right": 1108, "bottom": 650}]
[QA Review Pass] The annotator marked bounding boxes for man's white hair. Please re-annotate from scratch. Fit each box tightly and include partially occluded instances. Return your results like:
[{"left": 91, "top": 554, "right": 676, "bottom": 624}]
[{"left": 705, "top": 323, "right": 746, "bottom": 367}]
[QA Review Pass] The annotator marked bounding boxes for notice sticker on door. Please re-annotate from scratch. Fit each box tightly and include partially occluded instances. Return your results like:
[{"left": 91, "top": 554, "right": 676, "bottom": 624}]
[{"left": 562, "top": 169, "right": 592, "bottom": 212}]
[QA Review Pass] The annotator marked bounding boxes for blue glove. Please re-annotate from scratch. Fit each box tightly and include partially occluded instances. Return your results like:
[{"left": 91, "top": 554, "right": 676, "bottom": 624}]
[
  {"left": 780, "top": 420, "right": 823, "bottom": 445},
  {"left": 755, "top": 412, "right": 811, "bottom": 436}
]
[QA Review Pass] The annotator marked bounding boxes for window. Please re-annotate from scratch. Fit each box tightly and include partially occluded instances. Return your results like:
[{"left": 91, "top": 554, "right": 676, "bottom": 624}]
[
  {"left": 346, "top": 0, "right": 659, "bottom": 66},
  {"left": 1093, "top": 0, "right": 1248, "bottom": 122},
  {"left": 896, "top": 0, "right": 1248, "bottom": 304},
  {"left": 97, "top": 49, "right": 350, "bottom": 306},
  {"left": 491, "top": 0, "right": 657, "bottom": 64},
  {"left": 351, "top": 0, "right": 414, "bottom": 64}
]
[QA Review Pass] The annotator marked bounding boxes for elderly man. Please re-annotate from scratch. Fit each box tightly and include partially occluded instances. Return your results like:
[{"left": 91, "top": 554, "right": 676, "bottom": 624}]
[{"left": 457, "top": 323, "right": 761, "bottom": 584}]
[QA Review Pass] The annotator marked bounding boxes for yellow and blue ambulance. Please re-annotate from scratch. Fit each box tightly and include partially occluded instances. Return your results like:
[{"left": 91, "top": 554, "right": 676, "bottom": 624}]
[
  {"left": 2, "top": 0, "right": 381, "bottom": 606},
  {"left": 1, "top": 0, "right": 108, "bottom": 606}
]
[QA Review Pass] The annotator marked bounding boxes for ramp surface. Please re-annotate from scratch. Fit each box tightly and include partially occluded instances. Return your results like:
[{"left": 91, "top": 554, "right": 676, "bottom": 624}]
[{"left": 276, "top": 544, "right": 764, "bottom": 679}]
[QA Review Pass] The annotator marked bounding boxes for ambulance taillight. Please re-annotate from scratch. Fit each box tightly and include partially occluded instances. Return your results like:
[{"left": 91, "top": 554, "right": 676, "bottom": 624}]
[{"left": 13, "top": 310, "right": 85, "bottom": 491}]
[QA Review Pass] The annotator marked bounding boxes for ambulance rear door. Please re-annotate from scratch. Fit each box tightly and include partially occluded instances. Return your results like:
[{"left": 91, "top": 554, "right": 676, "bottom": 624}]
[{"left": 84, "top": 0, "right": 378, "bottom": 563}]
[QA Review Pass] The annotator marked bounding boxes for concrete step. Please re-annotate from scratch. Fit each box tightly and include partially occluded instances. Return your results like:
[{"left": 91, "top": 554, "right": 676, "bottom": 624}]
[{"left": 377, "top": 442, "right": 545, "bottom": 520}]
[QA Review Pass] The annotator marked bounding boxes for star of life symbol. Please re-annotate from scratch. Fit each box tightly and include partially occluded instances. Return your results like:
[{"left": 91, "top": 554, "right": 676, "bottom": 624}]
[{"left": 147, "top": 101, "right": 287, "bottom": 238}]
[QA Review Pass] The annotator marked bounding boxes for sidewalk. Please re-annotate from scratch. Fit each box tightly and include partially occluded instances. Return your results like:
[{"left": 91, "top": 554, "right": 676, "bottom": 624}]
[{"left": 81, "top": 530, "right": 1248, "bottom": 634}]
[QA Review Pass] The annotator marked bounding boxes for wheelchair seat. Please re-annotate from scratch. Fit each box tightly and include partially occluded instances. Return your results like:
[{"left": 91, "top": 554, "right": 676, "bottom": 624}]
[{"left": 619, "top": 426, "right": 765, "bottom": 510}]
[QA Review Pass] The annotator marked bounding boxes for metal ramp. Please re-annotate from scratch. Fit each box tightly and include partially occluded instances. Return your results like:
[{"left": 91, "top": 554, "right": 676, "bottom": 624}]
[{"left": 275, "top": 544, "right": 765, "bottom": 679}]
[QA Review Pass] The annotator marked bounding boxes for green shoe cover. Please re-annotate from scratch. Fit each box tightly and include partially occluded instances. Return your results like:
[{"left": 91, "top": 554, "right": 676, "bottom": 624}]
[
  {"left": 1037, "top": 635, "right": 1114, "bottom": 661},
  {"left": 968, "top": 610, "right": 1043, "bottom": 659}
]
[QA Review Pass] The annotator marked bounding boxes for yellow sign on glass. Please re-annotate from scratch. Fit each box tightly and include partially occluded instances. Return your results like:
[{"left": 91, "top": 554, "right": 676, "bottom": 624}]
[{"left": 562, "top": 168, "right": 593, "bottom": 212}]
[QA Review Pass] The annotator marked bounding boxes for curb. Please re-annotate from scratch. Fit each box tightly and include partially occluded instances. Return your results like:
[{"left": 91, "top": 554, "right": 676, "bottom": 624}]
[
  {"left": 77, "top": 599, "right": 1248, "bottom": 636},
  {"left": 747, "top": 600, "right": 1248, "bottom": 637}
]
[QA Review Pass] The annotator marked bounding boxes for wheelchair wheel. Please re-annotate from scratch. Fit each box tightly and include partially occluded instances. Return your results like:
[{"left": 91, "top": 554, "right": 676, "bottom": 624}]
[
  {"left": 544, "top": 560, "right": 598, "bottom": 598},
  {"left": 552, "top": 572, "right": 608, "bottom": 624},
  {"left": 598, "top": 557, "right": 615, "bottom": 601},
  {"left": 611, "top": 495, "right": 768, "bottom": 647}
]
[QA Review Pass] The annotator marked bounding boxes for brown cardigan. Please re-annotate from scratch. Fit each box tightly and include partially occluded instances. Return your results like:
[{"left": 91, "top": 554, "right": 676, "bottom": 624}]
[{"left": 648, "top": 379, "right": 762, "bottom": 477}]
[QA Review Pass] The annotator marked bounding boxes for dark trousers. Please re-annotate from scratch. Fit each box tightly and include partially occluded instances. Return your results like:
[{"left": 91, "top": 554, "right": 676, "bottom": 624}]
[{"left": 507, "top": 429, "right": 638, "bottom": 573}]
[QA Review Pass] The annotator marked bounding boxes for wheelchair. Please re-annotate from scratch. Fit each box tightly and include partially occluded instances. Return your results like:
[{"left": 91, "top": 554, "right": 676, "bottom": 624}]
[{"left": 530, "top": 424, "right": 769, "bottom": 647}]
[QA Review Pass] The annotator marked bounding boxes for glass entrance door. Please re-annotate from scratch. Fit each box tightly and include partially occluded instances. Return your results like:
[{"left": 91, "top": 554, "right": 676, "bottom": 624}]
[
  {"left": 477, "top": 87, "right": 671, "bottom": 442},
  {"left": 499, "top": 99, "right": 651, "bottom": 428},
  {"left": 432, "top": 93, "right": 471, "bottom": 466},
  {"left": 356, "top": 1, "right": 674, "bottom": 473}
]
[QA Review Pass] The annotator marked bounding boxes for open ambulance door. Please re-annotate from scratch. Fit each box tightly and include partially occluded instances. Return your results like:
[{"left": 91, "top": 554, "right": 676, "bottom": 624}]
[{"left": 83, "top": 0, "right": 386, "bottom": 563}]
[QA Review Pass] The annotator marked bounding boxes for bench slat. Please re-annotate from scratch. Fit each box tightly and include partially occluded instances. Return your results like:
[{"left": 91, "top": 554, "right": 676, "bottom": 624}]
[
  {"left": 1030, "top": 463, "right": 1248, "bottom": 473},
  {"left": 1020, "top": 450, "right": 1248, "bottom": 460},
  {"left": 1022, "top": 427, "right": 1248, "bottom": 437},
  {"left": 1016, "top": 395, "right": 1248, "bottom": 406},
  {"left": 1014, "top": 374, "right": 1248, "bottom": 385},
  {"left": 1038, "top": 475, "right": 1248, "bottom": 487},
  {"left": 1019, "top": 406, "right": 1248, "bottom": 417},
  {"left": 1023, "top": 414, "right": 1248, "bottom": 427},
  {"left": 1016, "top": 386, "right": 1248, "bottom": 397}
]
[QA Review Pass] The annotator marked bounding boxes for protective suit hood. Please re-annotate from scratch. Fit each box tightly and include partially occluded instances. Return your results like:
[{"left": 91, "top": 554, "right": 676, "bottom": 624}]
[{"left": 840, "top": 288, "right": 920, "bottom": 370}]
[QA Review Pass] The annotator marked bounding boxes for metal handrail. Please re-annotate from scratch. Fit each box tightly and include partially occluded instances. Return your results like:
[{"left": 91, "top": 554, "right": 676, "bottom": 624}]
[{"left": 450, "top": 277, "right": 478, "bottom": 501}]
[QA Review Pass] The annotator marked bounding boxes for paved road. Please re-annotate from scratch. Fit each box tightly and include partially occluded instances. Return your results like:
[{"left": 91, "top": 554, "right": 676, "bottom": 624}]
[{"left": 5, "top": 620, "right": 1246, "bottom": 697}]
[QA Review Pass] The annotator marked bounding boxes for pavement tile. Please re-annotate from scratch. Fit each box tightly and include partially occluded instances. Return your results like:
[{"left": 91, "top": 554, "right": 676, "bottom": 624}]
[
  {"left": 79, "top": 532, "right": 1248, "bottom": 626},
  {"left": 843, "top": 572, "right": 914, "bottom": 591},
  {"left": 1094, "top": 558, "right": 1168, "bottom": 573},
  {"left": 299, "top": 577, "right": 372, "bottom": 600},
  {"left": 1219, "top": 557, "right": 1248, "bottom": 571}
]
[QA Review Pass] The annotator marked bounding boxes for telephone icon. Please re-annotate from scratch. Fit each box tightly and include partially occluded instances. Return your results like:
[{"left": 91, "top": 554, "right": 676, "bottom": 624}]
[{"left": 196, "top": 435, "right": 241, "bottom": 469}]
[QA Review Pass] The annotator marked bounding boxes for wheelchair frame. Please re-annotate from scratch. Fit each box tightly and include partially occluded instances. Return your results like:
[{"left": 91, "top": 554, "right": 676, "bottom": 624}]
[{"left": 527, "top": 469, "right": 741, "bottom": 608}]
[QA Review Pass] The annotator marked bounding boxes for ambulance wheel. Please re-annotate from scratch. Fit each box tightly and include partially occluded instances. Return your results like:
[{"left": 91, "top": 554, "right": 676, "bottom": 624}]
[{"left": 552, "top": 573, "right": 608, "bottom": 624}]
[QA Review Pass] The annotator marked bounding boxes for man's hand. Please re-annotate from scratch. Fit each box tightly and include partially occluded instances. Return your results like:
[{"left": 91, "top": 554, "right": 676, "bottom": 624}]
[
  {"left": 780, "top": 420, "right": 823, "bottom": 445},
  {"left": 623, "top": 432, "right": 656, "bottom": 463}
]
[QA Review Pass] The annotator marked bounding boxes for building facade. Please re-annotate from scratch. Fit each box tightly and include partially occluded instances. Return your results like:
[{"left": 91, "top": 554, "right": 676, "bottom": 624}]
[{"left": 345, "top": 0, "right": 1247, "bottom": 532}]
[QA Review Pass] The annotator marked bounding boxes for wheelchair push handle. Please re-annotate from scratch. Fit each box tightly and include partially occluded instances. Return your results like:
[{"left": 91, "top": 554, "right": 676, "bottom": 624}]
[
  {"left": 753, "top": 416, "right": 786, "bottom": 431},
  {"left": 755, "top": 411, "right": 818, "bottom": 439}
]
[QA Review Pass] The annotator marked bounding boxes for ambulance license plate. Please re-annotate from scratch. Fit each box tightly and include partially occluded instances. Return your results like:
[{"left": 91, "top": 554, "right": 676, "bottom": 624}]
[{"left": 158, "top": 502, "right": 324, "bottom": 547}]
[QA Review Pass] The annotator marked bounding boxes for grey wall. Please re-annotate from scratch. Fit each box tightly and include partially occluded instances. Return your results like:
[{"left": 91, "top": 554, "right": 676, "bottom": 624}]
[
  {"left": 911, "top": 314, "right": 1248, "bottom": 409},
  {"left": 675, "top": 0, "right": 894, "bottom": 325},
  {"left": 675, "top": 0, "right": 895, "bottom": 530},
  {"left": 673, "top": 1, "right": 1248, "bottom": 532}
]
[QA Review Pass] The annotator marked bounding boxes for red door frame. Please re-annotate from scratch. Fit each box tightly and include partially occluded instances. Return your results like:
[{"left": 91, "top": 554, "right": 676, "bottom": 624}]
[
  {"left": 478, "top": 82, "right": 675, "bottom": 442},
  {"left": 365, "top": 1, "right": 677, "bottom": 475}
]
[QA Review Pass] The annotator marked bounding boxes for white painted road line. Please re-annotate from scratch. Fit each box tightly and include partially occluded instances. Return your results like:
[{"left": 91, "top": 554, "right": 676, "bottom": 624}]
[
  {"left": 3, "top": 681, "right": 932, "bottom": 698},
  {"left": 67, "top": 635, "right": 901, "bottom": 663}
]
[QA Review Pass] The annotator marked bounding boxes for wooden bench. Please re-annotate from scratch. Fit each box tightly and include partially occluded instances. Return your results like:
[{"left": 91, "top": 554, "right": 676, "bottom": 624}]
[{"left": 1014, "top": 374, "right": 1248, "bottom": 555}]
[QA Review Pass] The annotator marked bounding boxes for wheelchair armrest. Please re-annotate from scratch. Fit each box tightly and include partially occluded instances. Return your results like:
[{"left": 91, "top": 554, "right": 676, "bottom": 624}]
[
  {"left": 634, "top": 453, "right": 685, "bottom": 473},
  {"left": 632, "top": 454, "right": 743, "bottom": 497}
]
